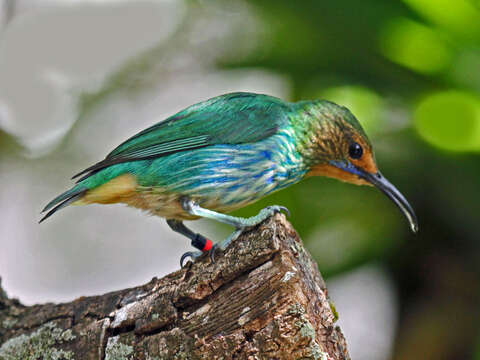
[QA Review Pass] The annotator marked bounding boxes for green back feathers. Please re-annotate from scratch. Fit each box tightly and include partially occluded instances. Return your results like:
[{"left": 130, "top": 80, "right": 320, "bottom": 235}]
[{"left": 73, "top": 92, "right": 291, "bottom": 181}]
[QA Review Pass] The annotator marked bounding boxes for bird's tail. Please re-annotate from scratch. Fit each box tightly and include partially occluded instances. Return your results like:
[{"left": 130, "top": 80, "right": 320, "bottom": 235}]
[{"left": 39, "top": 185, "right": 88, "bottom": 223}]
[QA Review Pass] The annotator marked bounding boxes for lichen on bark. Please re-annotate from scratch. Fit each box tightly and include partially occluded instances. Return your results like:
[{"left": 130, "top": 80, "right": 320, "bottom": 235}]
[{"left": 0, "top": 321, "right": 76, "bottom": 360}]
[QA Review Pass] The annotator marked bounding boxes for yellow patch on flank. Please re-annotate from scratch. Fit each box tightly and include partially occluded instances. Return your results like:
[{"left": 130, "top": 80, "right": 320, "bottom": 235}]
[{"left": 75, "top": 174, "right": 138, "bottom": 205}]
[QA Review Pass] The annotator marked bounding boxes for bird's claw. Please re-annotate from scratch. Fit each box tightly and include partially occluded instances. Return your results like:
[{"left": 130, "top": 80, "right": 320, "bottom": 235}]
[
  {"left": 180, "top": 250, "right": 203, "bottom": 268},
  {"left": 277, "top": 205, "right": 290, "bottom": 217},
  {"left": 180, "top": 246, "right": 219, "bottom": 268},
  {"left": 209, "top": 244, "right": 218, "bottom": 263},
  {"left": 264, "top": 205, "right": 290, "bottom": 218}
]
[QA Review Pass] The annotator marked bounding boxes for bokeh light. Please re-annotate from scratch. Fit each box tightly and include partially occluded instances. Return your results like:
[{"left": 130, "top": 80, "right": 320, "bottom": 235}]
[
  {"left": 402, "top": 0, "right": 480, "bottom": 38},
  {"left": 379, "top": 17, "right": 452, "bottom": 74},
  {"left": 414, "top": 91, "right": 480, "bottom": 152}
]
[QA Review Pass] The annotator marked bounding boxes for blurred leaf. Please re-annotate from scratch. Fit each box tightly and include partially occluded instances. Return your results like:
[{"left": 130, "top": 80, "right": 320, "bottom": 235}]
[
  {"left": 379, "top": 17, "right": 452, "bottom": 74},
  {"left": 414, "top": 90, "right": 480, "bottom": 151},
  {"left": 450, "top": 49, "right": 480, "bottom": 90},
  {"left": 402, "top": 0, "right": 480, "bottom": 38}
]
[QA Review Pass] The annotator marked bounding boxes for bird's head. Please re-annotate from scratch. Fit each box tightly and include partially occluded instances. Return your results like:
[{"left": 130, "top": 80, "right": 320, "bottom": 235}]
[{"left": 295, "top": 100, "right": 418, "bottom": 233}]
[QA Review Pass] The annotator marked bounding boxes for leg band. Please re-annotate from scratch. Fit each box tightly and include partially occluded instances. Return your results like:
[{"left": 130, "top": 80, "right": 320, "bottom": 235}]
[{"left": 191, "top": 233, "right": 213, "bottom": 252}]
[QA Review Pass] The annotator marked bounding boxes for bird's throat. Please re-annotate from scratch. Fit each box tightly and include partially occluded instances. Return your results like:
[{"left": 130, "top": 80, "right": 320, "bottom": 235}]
[{"left": 307, "top": 163, "right": 371, "bottom": 186}]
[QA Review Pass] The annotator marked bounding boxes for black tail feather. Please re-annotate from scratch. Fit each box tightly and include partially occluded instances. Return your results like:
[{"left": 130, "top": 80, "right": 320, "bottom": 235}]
[
  {"left": 71, "top": 158, "right": 127, "bottom": 183},
  {"left": 39, "top": 189, "right": 87, "bottom": 223}
]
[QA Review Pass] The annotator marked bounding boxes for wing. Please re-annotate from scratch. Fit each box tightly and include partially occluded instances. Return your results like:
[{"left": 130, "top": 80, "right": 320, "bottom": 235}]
[{"left": 73, "top": 92, "right": 291, "bottom": 181}]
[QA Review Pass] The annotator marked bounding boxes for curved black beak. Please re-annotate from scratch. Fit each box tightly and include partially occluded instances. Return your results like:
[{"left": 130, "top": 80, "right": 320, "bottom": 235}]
[
  {"left": 361, "top": 171, "right": 418, "bottom": 233},
  {"left": 329, "top": 160, "right": 419, "bottom": 233}
]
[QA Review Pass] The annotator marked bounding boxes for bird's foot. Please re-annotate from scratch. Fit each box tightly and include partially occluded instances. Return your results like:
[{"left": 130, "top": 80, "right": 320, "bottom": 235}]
[
  {"left": 236, "top": 205, "right": 290, "bottom": 228},
  {"left": 215, "top": 228, "right": 244, "bottom": 252},
  {"left": 180, "top": 228, "right": 243, "bottom": 267},
  {"left": 180, "top": 245, "right": 219, "bottom": 268},
  {"left": 180, "top": 250, "right": 203, "bottom": 268},
  {"left": 178, "top": 203, "right": 289, "bottom": 267},
  {"left": 209, "top": 206, "right": 288, "bottom": 258}
]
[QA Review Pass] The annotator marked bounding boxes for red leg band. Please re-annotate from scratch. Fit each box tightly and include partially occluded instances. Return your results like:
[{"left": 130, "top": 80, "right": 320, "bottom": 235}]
[{"left": 202, "top": 239, "right": 213, "bottom": 252}]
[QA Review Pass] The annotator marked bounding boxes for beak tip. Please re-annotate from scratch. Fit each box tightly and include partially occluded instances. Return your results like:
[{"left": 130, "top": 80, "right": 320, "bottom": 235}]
[
  {"left": 365, "top": 171, "right": 419, "bottom": 235},
  {"left": 410, "top": 222, "right": 419, "bottom": 234},
  {"left": 408, "top": 211, "right": 419, "bottom": 234}
]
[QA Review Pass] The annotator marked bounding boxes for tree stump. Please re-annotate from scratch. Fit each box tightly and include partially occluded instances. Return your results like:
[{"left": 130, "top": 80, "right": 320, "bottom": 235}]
[{"left": 0, "top": 214, "right": 350, "bottom": 359}]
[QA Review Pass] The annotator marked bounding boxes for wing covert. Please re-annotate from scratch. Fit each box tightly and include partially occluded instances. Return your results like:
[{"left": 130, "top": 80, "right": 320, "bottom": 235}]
[{"left": 73, "top": 92, "right": 290, "bottom": 181}]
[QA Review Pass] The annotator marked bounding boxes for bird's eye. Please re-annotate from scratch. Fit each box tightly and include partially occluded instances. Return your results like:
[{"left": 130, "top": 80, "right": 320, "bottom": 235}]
[{"left": 348, "top": 142, "right": 363, "bottom": 159}]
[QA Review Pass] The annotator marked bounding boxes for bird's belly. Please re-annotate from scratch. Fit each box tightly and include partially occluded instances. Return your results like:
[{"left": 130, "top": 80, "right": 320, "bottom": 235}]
[
  {"left": 126, "top": 181, "right": 265, "bottom": 220},
  {"left": 121, "top": 190, "right": 198, "bottom": 220}
]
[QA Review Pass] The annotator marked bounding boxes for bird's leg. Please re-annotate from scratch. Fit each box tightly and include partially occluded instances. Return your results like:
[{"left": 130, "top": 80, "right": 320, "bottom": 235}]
[
  {"left": 181, "top": 198, "right": 289, "bottom": 256},
  {"left": 166, "top": 219, "right": 213, "bottom": 267}
]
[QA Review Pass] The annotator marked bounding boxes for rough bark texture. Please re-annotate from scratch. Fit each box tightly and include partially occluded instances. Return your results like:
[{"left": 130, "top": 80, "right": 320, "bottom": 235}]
[{"left": 0, "top": 214, "right": 350, "bottom": 360}]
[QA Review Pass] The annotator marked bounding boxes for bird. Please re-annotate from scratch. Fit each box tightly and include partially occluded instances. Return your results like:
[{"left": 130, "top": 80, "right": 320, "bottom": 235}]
[{"left": 40, "top": 92, "right": 418, "bottom": 266}]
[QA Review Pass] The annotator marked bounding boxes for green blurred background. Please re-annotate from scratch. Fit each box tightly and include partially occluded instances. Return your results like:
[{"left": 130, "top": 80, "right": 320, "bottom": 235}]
[{"left": 0, "top": 0, "right": 479, "bottom": 359}]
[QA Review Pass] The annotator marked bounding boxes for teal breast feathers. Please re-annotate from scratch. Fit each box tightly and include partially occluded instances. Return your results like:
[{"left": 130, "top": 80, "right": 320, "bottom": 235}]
[{"left": 127, "top": 128, "right": 307, "bottom": 213}]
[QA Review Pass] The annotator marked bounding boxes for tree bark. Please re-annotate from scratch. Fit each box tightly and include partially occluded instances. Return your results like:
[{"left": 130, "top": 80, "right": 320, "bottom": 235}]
[{"left": 0, "top": 214, "right": 350, "bottom": 360}]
